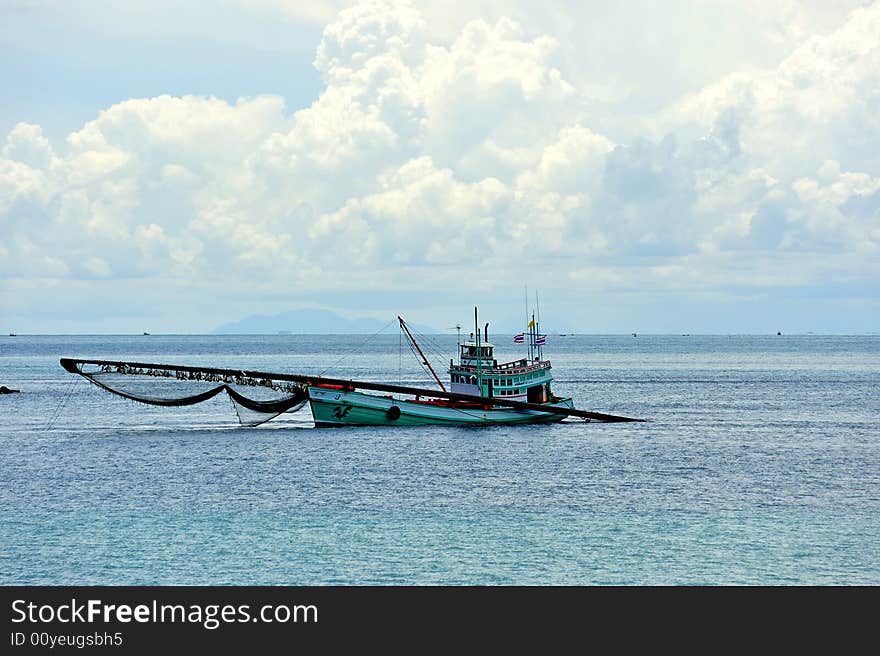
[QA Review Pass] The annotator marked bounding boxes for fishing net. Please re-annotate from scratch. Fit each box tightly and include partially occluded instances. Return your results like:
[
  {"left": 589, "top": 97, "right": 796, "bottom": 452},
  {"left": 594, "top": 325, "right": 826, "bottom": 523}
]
[{"left": 64, "top": 360, "right": 308, "bottom": 427}]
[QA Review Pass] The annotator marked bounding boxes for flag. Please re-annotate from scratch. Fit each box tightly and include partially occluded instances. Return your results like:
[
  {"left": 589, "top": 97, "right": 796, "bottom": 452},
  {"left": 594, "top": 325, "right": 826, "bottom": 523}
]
[
  {"left": 527, "top": 319, "right": 536, "bottom": 328},
  {"left": 513, "top": 333, "right": 525, "bottom": 343},
  {"left": 536, "top": 334, "right": 547, "bottom": 345}
]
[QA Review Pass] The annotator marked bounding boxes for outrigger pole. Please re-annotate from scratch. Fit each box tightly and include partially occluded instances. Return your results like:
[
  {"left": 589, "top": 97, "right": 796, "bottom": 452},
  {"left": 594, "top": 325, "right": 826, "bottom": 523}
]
[
  {"left": 61, "top": 358, "right": 646, "bottom": 423},
  {"left": 398, "top": 315, "right": 446, "bottom": 392}
]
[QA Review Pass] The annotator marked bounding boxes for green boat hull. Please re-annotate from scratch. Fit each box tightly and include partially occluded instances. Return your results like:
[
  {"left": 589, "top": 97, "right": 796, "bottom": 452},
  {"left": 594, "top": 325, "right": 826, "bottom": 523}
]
[{"left": 307, "top": 387, "right": 574, "bottom": 426}]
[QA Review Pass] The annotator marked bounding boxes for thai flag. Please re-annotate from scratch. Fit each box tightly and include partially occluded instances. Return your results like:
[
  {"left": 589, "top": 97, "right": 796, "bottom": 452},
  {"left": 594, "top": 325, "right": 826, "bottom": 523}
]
[
  {"left": 536, "top": 334, "right": 547, "bottom": 345},
  {"left": 513, "top": 333, "right": 525, "bottom": 343}
]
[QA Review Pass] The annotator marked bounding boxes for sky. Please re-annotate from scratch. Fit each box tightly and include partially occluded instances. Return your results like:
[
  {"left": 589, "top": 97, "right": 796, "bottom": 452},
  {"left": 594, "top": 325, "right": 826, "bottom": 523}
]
[{"left": 1, "top": 0, "right": 878, "bottom": 334}]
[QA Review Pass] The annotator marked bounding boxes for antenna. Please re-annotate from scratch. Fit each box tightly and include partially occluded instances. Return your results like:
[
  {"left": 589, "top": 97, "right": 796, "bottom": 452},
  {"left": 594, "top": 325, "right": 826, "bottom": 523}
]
[
  {"left": 474, "top": 306, "right": 482, "bottom": 397},
  {"left": 449, "top": 324, "right": 462, "bottom": 351},
  {"left": 536, "top": 290, "right": 541, "bottom": 327},
  {"left": 535, "top": 289, "right": 542, "bottom": 361},
  {"left": 524, "top": 284, "right": 530, "bottom": 360}
]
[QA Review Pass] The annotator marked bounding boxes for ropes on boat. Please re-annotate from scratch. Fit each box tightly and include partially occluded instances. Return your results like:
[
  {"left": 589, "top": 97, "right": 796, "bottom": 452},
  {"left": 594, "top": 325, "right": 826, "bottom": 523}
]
[
  {"left": 317, "top": 317, "right": 397, "bottom": 377},
  {"left": 45, "top": 375, "right": 79, "bottom": 431}
]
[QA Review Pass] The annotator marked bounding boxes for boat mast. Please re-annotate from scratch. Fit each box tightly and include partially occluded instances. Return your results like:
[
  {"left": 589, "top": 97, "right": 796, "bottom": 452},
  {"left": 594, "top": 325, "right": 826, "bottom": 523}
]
[
  {"left": 524, "top": 285, "right": 532, "bottom": 361},
  {"left": 474, "top": 306, "right": 482, "bottom": 397},
  {"left": 530, "top": 311, "right": 536, "bottom": 361},
  {"left": 535, "top": 290, "right": 543, "bottom": 361},
  {"left": 398, "top": 316, "right": 446, "bottom": 392}
]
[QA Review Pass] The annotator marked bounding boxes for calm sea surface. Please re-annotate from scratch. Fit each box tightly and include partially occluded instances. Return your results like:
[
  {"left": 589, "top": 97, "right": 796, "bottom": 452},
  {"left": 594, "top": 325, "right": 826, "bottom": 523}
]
[{"left": 1, "top": 334, "right": 878, "bottom": 584}]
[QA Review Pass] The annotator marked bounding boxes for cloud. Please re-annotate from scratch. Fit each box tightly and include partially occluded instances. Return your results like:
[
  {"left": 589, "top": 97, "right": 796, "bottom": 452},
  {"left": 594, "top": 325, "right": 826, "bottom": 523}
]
[
  {"left": 670, "top": 4, "right": 880, "bottom": 175},
  {"left": 1, "top": 0, "right": 878, "bottom": 331}
]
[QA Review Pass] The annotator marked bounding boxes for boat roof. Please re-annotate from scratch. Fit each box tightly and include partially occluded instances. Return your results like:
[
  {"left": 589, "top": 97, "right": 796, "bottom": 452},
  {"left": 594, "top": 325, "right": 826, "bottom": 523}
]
[{"left": 461, "top": 340, "right": 495, "bottom": 347}]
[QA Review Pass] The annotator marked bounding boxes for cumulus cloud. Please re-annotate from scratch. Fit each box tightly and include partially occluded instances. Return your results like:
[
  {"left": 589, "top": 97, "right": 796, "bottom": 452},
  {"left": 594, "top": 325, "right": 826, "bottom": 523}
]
[
  {"left": 1, "top": 0, "right": 878, "bottom": 331},
  {"left": 671, "top": 4, "right": 880, "bottom": 174}
]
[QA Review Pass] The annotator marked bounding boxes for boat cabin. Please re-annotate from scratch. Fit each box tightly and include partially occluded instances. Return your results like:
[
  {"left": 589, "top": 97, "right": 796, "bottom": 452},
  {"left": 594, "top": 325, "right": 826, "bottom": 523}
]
[
  {"left": 458, "top": 340, "right": 495, "bottom": 368},
  {"left": 448, "top": 339, "right": 553, "bottom": 404}
]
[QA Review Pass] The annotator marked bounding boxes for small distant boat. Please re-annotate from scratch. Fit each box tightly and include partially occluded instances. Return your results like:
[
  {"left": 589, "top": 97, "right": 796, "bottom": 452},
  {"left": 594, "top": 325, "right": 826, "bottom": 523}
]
[
  {"left": 8, "top": 333, "right": 15, "bottom": 337},
  {"left": 143, "top": 332, "right": 151, "bottom": 336},
  {"left": 60, "top": 306, "right": 645, "bottom": 427}
]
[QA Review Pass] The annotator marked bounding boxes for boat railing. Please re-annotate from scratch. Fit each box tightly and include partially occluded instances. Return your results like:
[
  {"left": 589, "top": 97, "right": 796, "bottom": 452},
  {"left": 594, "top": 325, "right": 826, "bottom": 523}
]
[
  {"left": 451, "top": 360, "right": 551, "bottom": 375},
  {"left": 497, "top": 359, "right": 529, "bottom": 370}
]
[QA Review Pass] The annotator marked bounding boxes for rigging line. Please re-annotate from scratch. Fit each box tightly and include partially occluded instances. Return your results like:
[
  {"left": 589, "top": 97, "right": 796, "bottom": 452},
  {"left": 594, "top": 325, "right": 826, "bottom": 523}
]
[
  {"left": 412, "top": 325, "right": 451, "bottom": 357},
  {"left": 443, "top": 403, "right": 494, "bottom": 422},
  {"left": 317, "top": 316, "right": 397, "bottom": 377},
  {"left": 228, "top": 389, "right": 244, "bottom": 426},
  {"left": 45, "top": 376, "right": 78, "bottom": 432},
  {"left": 399, "top": 317, "right": 446, "bottom": 391},
  {"left": 407, "top": 327, "right": 452, "bottom": 372},
  {"left": 413, "top": 332, "right": 449, "bottom": 367},
  {"left": 403, "top": 331, "right": 440, "bottom": 389}
]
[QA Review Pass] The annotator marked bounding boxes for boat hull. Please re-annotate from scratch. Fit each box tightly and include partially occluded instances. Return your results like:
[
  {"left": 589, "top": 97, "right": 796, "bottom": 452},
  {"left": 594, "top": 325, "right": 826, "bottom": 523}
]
[{"left": 307, "top": 387, "right": 575, "bottom": 426}]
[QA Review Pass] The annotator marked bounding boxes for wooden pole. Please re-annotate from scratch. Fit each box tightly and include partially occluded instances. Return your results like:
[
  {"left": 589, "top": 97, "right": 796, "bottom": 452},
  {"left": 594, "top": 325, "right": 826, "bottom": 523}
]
[{"left": 398, "top": 315, "right": 446, "bottom": 392}]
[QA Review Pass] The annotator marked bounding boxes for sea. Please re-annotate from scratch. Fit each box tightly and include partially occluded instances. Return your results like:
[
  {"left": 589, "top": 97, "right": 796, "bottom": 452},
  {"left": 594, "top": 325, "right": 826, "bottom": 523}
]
[{"left": 1, "top": 333, "right": 878, "bottom": 585}]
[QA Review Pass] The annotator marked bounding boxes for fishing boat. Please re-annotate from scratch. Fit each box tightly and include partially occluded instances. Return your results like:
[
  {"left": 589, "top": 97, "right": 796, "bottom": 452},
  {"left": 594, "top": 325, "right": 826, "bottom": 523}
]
[
  {"left": 59, "top": 307, "right": 644, "bottom": 427},
  {"left": 309, "top": 310, "right": 573, "bottom": 426}
]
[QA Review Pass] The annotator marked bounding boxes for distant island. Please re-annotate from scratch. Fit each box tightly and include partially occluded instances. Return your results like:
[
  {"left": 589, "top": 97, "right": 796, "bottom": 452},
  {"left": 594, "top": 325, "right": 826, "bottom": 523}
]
[{"left": 213, "top": 308, "right": 437, "bottom": 334}]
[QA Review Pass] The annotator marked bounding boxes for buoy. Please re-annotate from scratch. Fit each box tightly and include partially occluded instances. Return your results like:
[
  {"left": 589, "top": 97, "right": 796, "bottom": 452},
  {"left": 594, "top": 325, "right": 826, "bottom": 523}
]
[{"left": 386, "top": 405, "right": 401, "bottom": 420}]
